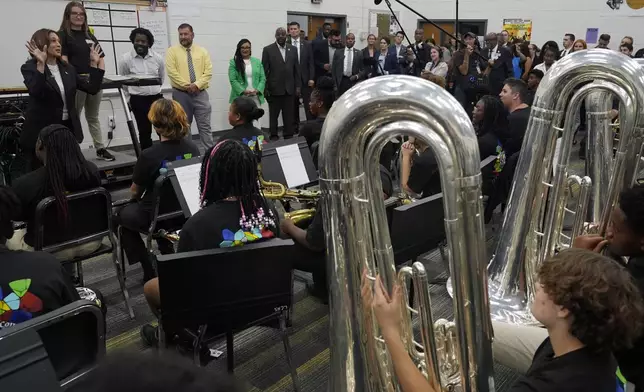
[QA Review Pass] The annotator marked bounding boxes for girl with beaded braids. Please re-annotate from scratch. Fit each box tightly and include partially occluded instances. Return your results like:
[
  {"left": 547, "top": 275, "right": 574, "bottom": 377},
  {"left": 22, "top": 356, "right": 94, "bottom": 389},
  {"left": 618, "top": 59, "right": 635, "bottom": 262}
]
[{"left": 140, "top": 139, "right": 278, "bottom": 347}]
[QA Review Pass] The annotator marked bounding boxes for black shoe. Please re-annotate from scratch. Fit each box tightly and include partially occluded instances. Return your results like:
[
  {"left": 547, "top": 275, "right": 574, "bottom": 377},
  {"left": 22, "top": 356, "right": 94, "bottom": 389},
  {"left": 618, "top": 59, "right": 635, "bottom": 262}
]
[
  {"left": 306, "top": 282, "right": 329, "bottom": 305},
  {"left": 140, "top": 324, "right": 159, "bottom": 347},
  {"left": 96, "top": 148, "right": 116, "bottom": 161}
]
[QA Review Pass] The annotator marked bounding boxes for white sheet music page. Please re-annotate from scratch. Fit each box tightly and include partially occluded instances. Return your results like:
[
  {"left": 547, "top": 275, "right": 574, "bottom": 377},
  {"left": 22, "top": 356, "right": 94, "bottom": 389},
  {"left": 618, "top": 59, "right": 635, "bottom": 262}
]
[
  {"left": 276, "top": 144, "right": 310, "bottom": 188},
  {"left": 173, "top": 164, "right": 202, "bottom": 216}
]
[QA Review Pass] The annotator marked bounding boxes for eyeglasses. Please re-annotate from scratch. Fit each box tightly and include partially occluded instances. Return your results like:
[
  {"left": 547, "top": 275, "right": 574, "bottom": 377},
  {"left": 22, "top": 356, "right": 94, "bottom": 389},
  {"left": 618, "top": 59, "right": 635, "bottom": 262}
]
[
  {"left": 241, "top": 46, "right": 251, "bottom": 50},
  {"left": 71, "top": 12, "right": 85, "bottom": 17}
]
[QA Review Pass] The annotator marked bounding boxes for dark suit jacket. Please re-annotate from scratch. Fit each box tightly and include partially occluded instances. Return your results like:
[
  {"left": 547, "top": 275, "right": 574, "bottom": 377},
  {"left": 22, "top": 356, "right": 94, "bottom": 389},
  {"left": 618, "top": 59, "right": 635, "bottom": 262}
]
[
  {"left": 20, "top": 59, "right": 104, "bottom": 153},
  {"left": 288, "top": 38, "right": 315, "bottom": 85},
  {"left": 378, "top": 51, "right": 401, "bottom": 75},
  {"left": 261, "top": 43, "right": 301, "bottom": 97},
  {"left": 481, "top": 46, "right": 513, "bottom": 95},
  {"left": 312, "top": 38, "right": 334, "bottom": 84},
  {"left": 331, "top": 47, "right": 365, "bottom": 88},
  {"left": 362, "top": 47, "right": 379, "bottom": 78},
  {"left": 409, "top": 42, "right": 430, "bottom": 75},
  {"left": 387, "top": 45, "right": 406, "bottom": 74}
]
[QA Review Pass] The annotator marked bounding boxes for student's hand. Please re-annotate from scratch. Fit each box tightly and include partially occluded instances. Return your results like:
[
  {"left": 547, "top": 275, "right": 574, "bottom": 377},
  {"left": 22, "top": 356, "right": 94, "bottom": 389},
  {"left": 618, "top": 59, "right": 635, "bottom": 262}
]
[
  {"left": 572, "top": 234, "right": 609, "bottom": 253},
  {"left": 609, "top": 109, "right": 619, "bottom": 120},
  {"left": 372, "top": 274, "right": 403, "bottom": 340},
  {"left": 466, "top": 45, "right": 474, "bottom": 55},
  {"left": 488, "top": 58, "right": 495, "bottom": 66},
  {"left": 26, "top": 40, "right": 47, "bottom": 64},
  {"left": 323, "top": 63, "right": 331, "bottom": 71},
  {"left": 350, "top": 75, "right": 358, "bottom": 82},
  {"left": 89, "top": 43, "right": 101, "bottom": 66},
  {"left": 308, "top": 80, "right": 315, "bottom": 88},
  {"left": 296, "top": 87, "right": 301, "bottom": 97},
  {"left": 280, "top": 218, "right": 295, "bottom": 236},
  {"left": 401, "top": 141, "right": 415, "bottom": 157}
]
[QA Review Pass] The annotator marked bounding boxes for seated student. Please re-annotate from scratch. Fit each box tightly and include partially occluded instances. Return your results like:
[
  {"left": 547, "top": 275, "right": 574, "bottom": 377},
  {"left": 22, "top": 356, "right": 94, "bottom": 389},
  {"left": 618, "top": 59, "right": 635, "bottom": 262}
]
[
  {"left": 140, "top": 139, "right": 278, "bottom": 346},
  {"left": 573, "top": 184, "right": 644, "bottom": 390},
  {"left": 300, "top": 76, "right": 334, "bottom": 155},
  {"left": 400, "top": 139, "right": 441, "bottom": 199},
  {"left": 525, "top": 69, "right": 544, "bottom": 106},
  {"left": 114, "top": 99, "right": 199, "bottom": 282},
  {"left": 216, "top": 96, "right": 266, "bottom": 155},
  {"left": 363, "top": 248, "right": 644, "bottom": 392},
  {"left": 472, "top": 95, "right": 507, "bottom": 197},
  {"left": 280, "top": 166, "right": 393, "bottom": 302},
  {"left": 0, "top": 185, "right": 81, "bottom": 331},
  {"left": 9, "top": 125, "right": 102, "bottom": 259}
]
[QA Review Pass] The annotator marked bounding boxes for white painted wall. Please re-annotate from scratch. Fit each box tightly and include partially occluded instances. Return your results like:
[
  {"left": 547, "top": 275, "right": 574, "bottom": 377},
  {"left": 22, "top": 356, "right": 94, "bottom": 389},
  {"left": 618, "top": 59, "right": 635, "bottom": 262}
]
[{"left": 3, "top": 0, "right": 644, "bottom": 148}]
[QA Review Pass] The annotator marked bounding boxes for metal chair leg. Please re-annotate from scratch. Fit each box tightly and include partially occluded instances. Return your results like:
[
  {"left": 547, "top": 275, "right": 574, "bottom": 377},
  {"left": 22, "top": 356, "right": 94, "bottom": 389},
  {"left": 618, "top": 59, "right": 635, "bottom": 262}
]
[
  {"left": 77, "top": 261, "right": 84, "bottom": 287},
  {"left": 279, "top": 312, "right": 301, "bottom": 392},
  {"left": 112, "top": 232, "right": 135, "bottom": 319},
  {"left": 193, "top": 325, "right": 208, "bottom": 367},
  {"left": 117, "top": 226, "right": 127, "bottom": 282},
  {"left": 226, "top": 330, "right": 234, "bottom": 373}
]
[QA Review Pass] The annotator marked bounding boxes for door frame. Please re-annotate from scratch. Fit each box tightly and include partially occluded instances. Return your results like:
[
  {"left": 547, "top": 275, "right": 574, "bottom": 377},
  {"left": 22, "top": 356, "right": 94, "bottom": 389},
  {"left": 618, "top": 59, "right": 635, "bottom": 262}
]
[{"left": 287, "top": 12, "right": 347, "bottom": 38}]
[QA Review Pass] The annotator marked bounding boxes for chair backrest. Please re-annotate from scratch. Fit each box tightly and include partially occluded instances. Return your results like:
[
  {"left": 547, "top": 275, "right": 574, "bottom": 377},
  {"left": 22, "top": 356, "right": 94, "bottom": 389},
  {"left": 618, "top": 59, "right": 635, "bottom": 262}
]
[
  {"left": 150, "top": 172, "right": 185, "bottom": 229},
  {"left": 390, "top": 193, "right": 445, "bottom": 265},
  {"left": 0, "top": 300, "right": 105, "bottom": 389},
  {"left": 157, "top": 239, "right": 296, "bottom": 334},
  {"left": 34, "top": 187, "right": 112, "bottom": 252}
]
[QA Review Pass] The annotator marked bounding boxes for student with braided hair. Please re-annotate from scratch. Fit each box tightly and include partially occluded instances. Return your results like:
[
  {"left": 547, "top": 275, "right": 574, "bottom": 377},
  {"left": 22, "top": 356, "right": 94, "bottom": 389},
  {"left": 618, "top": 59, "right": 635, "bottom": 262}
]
[
  {"left": 140, "top": 138, "right": 277, "bottom": 347},
  {"left": 9, "top": 124, "right": 101, "bottom": 258}
]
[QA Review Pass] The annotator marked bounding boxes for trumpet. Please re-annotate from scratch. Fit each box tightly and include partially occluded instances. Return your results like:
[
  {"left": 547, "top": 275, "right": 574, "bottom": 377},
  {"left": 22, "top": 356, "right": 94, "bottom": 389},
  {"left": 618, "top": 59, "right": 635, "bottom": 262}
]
[{"left": 260, "top": 176, "right": 320, "bottom": 202}]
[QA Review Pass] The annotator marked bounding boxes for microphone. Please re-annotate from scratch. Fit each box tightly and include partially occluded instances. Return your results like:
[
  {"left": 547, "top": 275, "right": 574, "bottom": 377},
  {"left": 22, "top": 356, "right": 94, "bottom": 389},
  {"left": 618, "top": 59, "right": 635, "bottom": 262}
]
[{"left": 374, "top": 0, "right": 382, "bottom": 4}]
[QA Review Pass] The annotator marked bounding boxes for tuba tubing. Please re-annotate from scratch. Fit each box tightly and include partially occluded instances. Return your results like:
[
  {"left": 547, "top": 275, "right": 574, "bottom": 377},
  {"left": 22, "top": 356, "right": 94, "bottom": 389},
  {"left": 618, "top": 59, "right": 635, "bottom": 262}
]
[{"left": 319, "top": 75, "right": 494, "bottom": 392}]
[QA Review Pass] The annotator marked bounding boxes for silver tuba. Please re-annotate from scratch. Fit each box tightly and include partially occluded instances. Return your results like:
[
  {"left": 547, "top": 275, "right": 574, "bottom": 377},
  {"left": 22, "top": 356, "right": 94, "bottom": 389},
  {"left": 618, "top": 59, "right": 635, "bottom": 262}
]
[
  {"left": 318, "top": 75, "right": 495, "bottom": 392},
  {"left": 487, "top": 49, "right": 644, "bottom": 325}
]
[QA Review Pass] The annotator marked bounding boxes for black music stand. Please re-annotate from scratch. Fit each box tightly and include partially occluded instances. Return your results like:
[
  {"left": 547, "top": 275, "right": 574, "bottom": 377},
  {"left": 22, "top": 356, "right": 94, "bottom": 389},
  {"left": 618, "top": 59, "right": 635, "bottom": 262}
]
[
  {"left": 261, "top": 137, "right": 318, "bottom": 188},
  {"left": 166, "top": 157, "right": 203, "bottom": 218},
  {"left": 103, "top": 77, "right": 162, "bottom": 158}
]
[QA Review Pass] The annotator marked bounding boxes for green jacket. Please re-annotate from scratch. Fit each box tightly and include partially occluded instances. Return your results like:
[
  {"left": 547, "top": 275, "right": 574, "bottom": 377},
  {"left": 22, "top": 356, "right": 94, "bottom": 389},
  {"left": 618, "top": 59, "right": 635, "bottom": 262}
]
[{"left": 228, "top": 57, "right": 266, "bottom": 104}]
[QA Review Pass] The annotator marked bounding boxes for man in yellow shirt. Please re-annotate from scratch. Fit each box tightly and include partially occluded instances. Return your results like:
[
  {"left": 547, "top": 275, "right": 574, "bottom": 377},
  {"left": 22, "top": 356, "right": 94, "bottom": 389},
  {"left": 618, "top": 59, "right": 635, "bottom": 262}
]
[{"left": 165, "top": 23, "right": 214, "bottom": 148}]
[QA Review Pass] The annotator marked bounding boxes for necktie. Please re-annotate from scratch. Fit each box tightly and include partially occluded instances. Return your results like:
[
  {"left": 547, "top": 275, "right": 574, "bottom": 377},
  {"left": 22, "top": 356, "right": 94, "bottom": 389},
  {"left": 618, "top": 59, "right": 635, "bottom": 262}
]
[
  {"left": 186, "top": 48, "right": 196, "bottom": 83},
  {"left": 294, "top": 40, "right": 300, "bottom": 62},
  {"left": 345, "top": 49, "right": 353, "bottom": 77}
]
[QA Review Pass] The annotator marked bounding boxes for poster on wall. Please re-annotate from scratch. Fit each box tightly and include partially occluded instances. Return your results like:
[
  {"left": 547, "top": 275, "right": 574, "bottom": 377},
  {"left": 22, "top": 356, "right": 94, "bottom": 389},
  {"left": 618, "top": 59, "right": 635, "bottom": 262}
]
[
  {"left": 369, "top": 10, "right": 400, "bottom": 38},
  {"left": 585, "top": 28, "right": 599, "bottom": 44},
  {"left": 502, "top": 19, "right": 533, "bottom": 41}
]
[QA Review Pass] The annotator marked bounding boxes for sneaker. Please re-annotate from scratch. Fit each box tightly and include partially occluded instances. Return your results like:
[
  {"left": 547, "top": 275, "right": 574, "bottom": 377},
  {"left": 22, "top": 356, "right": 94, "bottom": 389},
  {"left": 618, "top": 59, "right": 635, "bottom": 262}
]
[
  {"left": 96, "top": 148, "right": 116, "bottom": 161},
  {"left": 140, "top": 324, "right": 159, "bottom": 347}
]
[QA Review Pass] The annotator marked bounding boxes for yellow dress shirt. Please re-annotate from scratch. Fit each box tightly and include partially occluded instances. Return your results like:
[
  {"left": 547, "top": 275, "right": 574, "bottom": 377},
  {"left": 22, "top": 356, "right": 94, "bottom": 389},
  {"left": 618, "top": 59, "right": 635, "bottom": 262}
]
[{"left": 165, "top": 43, "right": 213, "bottom": 91}]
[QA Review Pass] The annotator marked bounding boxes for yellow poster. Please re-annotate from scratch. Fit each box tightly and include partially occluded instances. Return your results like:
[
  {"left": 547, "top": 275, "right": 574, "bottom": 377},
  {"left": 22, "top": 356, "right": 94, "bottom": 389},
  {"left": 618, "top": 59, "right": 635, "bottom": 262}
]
[{"left": 502, "top": 19, "right": 533, "bottom": 42}]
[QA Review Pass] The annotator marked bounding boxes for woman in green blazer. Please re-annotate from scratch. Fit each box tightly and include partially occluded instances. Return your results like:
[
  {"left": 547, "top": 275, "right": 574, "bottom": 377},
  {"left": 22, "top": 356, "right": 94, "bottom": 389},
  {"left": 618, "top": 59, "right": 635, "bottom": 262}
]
[{"left": 228, "top": 39, "right": 266, "bottom": 106}]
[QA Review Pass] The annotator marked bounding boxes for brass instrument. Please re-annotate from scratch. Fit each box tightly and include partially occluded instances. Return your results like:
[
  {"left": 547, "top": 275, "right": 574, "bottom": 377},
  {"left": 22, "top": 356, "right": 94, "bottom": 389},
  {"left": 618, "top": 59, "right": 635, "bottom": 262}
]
[
  {"left": 260, "top": 176, "right": 320, "bottom": 202},
  {"left": 485, "top": 50, "right": 644, "bottom": 325},
  {"left": 284, "top": 208, "right": 316, "bottom": 225},
  {"left": 319, "top": 75, "right": 494, "bottom": 391}
]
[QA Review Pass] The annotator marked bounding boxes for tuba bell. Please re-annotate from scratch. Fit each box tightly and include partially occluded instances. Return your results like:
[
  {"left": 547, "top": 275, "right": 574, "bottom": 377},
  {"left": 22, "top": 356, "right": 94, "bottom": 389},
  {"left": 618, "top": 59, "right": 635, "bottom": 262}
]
[
  {"left": 319, "top": 75, "right": 494, "bottom": 392},
  {"left": 487, "top": 49, "right": 644, "bottom": 325}
]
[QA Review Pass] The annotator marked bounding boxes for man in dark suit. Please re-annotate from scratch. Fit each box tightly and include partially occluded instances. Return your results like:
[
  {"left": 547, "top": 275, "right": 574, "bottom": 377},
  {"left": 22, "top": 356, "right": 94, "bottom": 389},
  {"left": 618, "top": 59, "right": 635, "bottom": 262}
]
[
  {"left": 387, "top": 31, "right": 407, "bottom": 74},
  {"left": 288, "top": 21, "right": 315, "bottom": 130},
  {"left": 410, "top": 28, "right": 430, "bottom": 76},
  {"left": 332, "top": 33, "right": 365, "bottom": 97},
  {"left": 313, "top": 29, "right": 342, "bottom": 85},
  {"left": 481, "top": 31, "right": 513, "bottom": 97},
  {"left": 262, "top": 27, "right": 301, "bottom": 140}
]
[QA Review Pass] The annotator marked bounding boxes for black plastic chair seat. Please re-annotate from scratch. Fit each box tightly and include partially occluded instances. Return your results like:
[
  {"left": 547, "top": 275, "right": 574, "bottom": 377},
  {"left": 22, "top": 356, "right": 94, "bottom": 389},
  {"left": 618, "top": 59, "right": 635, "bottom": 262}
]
[{"left": 58, "top": 242, "right": 113, "bottom": 266}]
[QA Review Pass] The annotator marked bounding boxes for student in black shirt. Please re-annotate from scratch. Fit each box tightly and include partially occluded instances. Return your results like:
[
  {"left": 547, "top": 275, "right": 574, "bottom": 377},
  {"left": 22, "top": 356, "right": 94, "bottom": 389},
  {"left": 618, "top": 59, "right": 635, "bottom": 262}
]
[
  {"left": 0, "top": 185, "right": 80, "bottom": 331},
  {"left": 300, "top": 76, "right": 334, "bottom": 165},
  {"left": 10, "top": 125, "right": 101, "bottom": 258},
  {"left": 573, "top": 185, "right": 644, "bottom": 391},
  {"left": 526, "top": 69, "right": 544, "bottom": 106},
  {"left": 472, "top": 95, "right": 507, "bottom": 197},
  {"left": 364, "top": 248, "right": 644, "bottom": 392},
  {"left": 400, "top": 139, "right": 441, "bottom": 199},
  {"left": 114, "top": 99, "right": 199, "bottom": 282},
  {"left": 140, "top": 139, "right": 278, "bottom": 346},
  {"left": 499, "top": 78, "right": 531, "bottom": 156},
  {"left": 216, "top": 96, "right": 266, "bottom": 158},
  {"left": 58, "top": 1, "right": 114, "bottom": 161}
]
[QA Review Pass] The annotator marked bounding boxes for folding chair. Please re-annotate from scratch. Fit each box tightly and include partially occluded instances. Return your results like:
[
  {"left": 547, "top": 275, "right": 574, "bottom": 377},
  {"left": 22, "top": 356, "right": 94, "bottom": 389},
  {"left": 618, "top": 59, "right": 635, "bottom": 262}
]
[
  {"left": 115, "top": 172, "right": 186, "bottom": 281},
  {"left": 0, "top": 300, "right": 105, "bottom": 390},
  {"left": 156, "top": 239, "right": 301, "bottom": 391},
  {"left": 34, "top": 188, "right": 134, "bottom": 319}
]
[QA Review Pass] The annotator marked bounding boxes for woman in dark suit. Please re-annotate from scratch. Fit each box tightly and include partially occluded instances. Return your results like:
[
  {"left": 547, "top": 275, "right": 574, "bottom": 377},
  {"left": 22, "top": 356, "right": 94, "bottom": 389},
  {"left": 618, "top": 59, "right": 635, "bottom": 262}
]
[
  {"left": 362, "top": 34, "right": 378, "bottom": 78},
  {"left": 21, "top": 28, "right": 104, "bottom": 170},
  {"left": 375, "top": 36, "right": 399, "bottom": 76}
]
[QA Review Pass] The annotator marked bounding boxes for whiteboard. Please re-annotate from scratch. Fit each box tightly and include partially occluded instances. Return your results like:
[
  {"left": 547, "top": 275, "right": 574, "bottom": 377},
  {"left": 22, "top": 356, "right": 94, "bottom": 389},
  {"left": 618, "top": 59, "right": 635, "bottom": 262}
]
[{"left": 138, "top": 8, "right": 170, "bottom": 59}]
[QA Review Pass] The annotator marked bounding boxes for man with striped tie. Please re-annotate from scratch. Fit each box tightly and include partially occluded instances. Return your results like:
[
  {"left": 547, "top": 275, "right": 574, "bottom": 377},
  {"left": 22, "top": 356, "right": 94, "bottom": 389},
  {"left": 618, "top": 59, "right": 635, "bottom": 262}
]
[{"left": 165, "top": 23, "right": 214, "bottom": 148}]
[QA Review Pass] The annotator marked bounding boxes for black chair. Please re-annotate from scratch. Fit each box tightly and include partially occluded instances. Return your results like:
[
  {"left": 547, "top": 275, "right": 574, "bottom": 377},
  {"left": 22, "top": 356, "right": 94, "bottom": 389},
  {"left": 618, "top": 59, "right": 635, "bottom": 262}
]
[
  {"left": 156, "top": 239, "right": 301, "bottom": 391},
  {"left": 0, "top": 300, "right": 105, "bottom": 390},
  {"left": 116, "top": 172, "right": 186, "bottom": 280},
  {"left": 34, "top": 187, "right": 134, "bottom": 319}
]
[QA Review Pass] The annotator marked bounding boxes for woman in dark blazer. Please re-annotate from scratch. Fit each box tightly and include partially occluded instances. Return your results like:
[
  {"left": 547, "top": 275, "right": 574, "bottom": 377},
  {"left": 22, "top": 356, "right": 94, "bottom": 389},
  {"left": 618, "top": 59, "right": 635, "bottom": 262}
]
[
  {"left": 374, "top": 36, "right": 400, "bottom": 76},
  {"left": 362, "top": 34, "right": 378, "bottom": 78},
  {"left": 21, "top": 28, "right": 104, "bottom": 170}
]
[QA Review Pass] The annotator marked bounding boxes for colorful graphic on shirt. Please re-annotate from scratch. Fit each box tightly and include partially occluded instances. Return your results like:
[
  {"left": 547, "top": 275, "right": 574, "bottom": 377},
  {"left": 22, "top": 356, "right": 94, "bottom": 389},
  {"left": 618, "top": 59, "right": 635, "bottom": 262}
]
[
  {"left": 242, "top": 135, "right": 265, "bottom": 153},
  {"left": 160, "top": 153, "right": 194, "bottom": 171},
  {"left": 493, "top": 144, "right": 506, "bottom": 175},
  {"left": 0, "top": 279, "right": 44, "bottom": 329},
  {"left": 219, "top": 227, "right": 275, "bottom": 248}
]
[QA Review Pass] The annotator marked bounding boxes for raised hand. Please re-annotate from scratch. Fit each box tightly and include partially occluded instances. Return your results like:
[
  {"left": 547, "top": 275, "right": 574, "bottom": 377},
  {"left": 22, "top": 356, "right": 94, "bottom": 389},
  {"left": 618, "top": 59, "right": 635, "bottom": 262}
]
[
  {"left": 26, "top": 40, "right": 47, "bottom": 64},
  {"left": 89, "top": 43, "right": 101, "bottom": 65}
]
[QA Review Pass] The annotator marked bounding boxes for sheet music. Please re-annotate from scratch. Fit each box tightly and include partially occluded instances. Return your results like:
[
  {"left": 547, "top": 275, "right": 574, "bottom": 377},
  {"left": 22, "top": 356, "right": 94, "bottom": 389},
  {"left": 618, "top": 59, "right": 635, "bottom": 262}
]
[
  {"left": 173, "top": 164, "right": 202, "bottom": 216},
  {"left": 276, "top": 144, "right": 309, "bottom": 188}
]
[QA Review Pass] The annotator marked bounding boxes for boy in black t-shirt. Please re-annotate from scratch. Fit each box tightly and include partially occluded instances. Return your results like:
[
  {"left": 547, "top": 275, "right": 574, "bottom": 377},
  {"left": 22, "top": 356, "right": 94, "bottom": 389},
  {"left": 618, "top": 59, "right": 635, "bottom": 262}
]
[
  {"left": 499, "top": 78, "right": 531, "bottom": 156},
  {"left": 114, "top": 99, "right": 199, "bottom": 282},
  {"left": 365, "top": 248, "right": 644, "bottom": 392}
]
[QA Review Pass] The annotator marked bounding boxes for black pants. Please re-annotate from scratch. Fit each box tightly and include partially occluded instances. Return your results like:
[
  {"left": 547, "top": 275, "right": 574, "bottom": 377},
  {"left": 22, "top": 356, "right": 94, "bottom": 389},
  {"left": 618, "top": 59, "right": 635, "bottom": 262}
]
[
  {"left": 338, "top": 76, "right": 355, "bottom": 98},
  {"left": 113, "top": 202, "right": 173, "bottom": 279},
  {"left": 267, "top": 94, "right": 295, "bottom": 138},
  {"left": 294, "top": 85, "right": 314, "bottom": 132},
  {"left": 292, "top": 244, "right": 328, "bottom": 297},
  {"left": 130, "top": 94, "right": 163, "bottom": 150}
]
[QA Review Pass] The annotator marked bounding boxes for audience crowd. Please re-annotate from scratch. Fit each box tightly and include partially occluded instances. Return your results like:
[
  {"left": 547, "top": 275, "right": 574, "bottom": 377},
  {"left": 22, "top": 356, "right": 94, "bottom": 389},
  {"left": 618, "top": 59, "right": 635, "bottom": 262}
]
[{"left": 2, "top": 1, "right": 644, "bottom": 391}]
